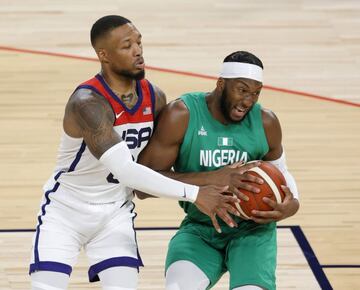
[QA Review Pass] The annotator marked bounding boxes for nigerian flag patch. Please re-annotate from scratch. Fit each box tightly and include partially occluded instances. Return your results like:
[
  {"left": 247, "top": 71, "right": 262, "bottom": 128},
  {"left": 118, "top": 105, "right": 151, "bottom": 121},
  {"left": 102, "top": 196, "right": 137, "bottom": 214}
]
[{"left": 217, "top": 137, "right": 233, "bottom": 146}]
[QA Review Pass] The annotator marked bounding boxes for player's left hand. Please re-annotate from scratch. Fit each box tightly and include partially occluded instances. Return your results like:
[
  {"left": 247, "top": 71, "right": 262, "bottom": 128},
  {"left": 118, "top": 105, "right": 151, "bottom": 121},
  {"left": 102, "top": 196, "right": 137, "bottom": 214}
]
[{"left": 250, "top": 185, "right": 300, "bottom": 224}]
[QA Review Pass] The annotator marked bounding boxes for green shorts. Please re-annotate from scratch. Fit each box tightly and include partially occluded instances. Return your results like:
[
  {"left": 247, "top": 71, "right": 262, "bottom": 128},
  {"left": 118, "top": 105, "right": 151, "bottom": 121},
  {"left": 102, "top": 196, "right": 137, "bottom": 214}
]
[{"left": 165, "top": 219, "right": 277, "bottom": 290}]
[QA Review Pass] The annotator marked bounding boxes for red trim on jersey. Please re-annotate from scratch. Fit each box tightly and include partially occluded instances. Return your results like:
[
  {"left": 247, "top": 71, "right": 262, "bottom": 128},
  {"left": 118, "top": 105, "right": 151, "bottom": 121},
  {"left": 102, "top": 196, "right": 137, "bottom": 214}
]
[{"left": 78, "top": 75, "right": 155, "bottom": 126}]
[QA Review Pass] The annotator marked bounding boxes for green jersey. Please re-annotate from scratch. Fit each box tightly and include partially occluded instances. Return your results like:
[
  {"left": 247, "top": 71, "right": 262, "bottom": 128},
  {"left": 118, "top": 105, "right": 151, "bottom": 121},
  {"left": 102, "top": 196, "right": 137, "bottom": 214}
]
[{"left": 175, "top": 92, "right": 269, "bottom": 224}]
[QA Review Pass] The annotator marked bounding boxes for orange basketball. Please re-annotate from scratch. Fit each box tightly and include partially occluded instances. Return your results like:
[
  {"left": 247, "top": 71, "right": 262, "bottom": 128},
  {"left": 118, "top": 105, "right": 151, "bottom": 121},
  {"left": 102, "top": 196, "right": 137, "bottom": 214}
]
[{"left": 234, "top": 161, "right": 287, "bottom": 219}]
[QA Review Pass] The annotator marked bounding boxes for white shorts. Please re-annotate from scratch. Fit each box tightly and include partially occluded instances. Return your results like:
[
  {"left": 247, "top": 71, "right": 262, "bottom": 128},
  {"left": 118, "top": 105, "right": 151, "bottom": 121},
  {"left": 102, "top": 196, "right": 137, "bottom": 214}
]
[{"left": 29, "top": 184, "right": 143, "bottom": 282}]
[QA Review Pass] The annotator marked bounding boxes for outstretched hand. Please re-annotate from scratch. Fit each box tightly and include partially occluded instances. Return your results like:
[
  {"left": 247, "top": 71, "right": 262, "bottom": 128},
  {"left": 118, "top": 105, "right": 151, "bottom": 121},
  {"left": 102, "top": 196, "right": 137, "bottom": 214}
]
[
  {"left": 250, "top": 185, "right": 300, "bottom": 224},
  {"left": 194, "top": 185, "right": 241, "bottom": 233}
]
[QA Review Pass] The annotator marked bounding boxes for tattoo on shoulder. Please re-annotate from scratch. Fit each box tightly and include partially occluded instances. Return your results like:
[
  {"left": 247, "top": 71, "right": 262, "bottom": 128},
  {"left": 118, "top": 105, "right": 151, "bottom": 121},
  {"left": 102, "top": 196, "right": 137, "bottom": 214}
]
[
  {"left": 153, "top": 85, "right": 167, "bottom": 118},
  {"left": 69, "top": 90, "right": 119, "bottom": 158}
]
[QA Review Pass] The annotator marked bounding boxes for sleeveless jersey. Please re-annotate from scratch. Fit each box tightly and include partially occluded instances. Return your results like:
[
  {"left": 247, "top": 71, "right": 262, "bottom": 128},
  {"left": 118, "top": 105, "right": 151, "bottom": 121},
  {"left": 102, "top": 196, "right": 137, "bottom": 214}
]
[
  {"left": 175, "top": 92, "right": 269, "bottom": 224},
  {"left": 43, "top": 74, "right": 156, "bottom": 203}
]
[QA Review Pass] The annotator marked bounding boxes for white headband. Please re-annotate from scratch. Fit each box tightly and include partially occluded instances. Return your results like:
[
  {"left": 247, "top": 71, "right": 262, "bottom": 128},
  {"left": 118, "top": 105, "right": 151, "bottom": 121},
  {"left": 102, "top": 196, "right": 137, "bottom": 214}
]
[{"left": 219, "top": 62, "right": 263, "bottom": 82}]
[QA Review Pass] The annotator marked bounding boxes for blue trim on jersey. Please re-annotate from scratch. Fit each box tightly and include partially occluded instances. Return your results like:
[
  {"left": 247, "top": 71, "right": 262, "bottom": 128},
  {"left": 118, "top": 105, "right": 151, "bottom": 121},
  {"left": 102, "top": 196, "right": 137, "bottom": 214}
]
[
  {"left": 33, "top": 181, "right": 61, "bottom": 263},
  {"left": 69, "top": 141, "right": 87, "bottom": 172},
  {"left": 75, "top": 84, "right": 117, "bottom": 121},
  {"left": 87, "top": 200, "right": 143, "bottom": 282},
  {"left": 75, "top": 84, "right": 103, "bottom": 98},
  {"left": 54, "top": 170, "right": 65, "bottom": 181},
  {"left": 120, "top": 200, "right": 129, "bottom": 209},
  {"left": 95, "top": 74, "right": 143, "bottom": 115},
  {"left": 147, "top": 80, "right": 156, "bottom": 119},
  {"left": 88, "top": 256, "right": 142, "bottom": 282},
  {"left": 130, "top": 201, "right": 144, "bottom": 267},
  {"left": 29, "top": 261, "right": 72, "bottom": 276},
  {"left": 134, "top": 80, "right": 144, "bottom": 113},
  {"left": 31, "top": 141, "right": 87, "bottom": 274}
]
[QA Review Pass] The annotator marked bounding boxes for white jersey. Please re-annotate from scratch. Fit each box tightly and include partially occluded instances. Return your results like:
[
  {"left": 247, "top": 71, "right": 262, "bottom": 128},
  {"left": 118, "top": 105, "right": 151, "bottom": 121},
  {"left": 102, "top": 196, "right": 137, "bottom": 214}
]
[{"left": 43, "top": 74, "right": 156, "bottom": 203}]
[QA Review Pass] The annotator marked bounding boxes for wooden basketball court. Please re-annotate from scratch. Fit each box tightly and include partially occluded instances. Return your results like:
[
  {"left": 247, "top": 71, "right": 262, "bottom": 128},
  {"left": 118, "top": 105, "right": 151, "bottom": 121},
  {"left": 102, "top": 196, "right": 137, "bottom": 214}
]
[{"left": 0, "top": 1, "right": 359, "bottom": 289}]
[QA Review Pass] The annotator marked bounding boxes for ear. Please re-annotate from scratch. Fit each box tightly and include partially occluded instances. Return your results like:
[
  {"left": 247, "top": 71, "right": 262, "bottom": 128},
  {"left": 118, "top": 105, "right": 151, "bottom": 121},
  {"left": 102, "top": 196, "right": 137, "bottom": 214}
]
[
  {"left": 216, "top": 78, "right": 225, "bottom": 91},
  {"left": 97, "top": 48, "right": 109, "bottom": 64}
]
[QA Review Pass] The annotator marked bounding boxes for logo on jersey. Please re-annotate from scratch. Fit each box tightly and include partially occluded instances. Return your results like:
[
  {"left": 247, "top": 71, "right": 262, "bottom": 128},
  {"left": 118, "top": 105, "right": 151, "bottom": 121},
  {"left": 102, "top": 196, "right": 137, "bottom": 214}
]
[
  {"left": 218, "top": 137, "right": 233, "bottom": 146},
  {"left": 198, "top": 126, "right": 207, "bottom": 136},
  {"left": 200, "top": 149, "right": 248, "bottom": 167},
  {"left": 121, "top": 127, "right": 152, "bottom": 149},
  {"left": 115, "top": 111, "right": 125, "bottom": 119},
  {"left": 143, "top": 106, "right": 152, "bottom": 115}
]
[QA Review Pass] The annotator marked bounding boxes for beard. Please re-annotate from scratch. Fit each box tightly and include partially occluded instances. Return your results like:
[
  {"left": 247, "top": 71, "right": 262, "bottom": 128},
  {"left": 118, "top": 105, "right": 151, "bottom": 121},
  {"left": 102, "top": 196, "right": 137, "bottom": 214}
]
[
  {"left": 220, "top": 86, "right": 234, "bottom": 123},
  {"left": 117, "top": 69, "right": 145, "bottom": 80},
  {"left": 220, "top": 87, "right": 251, "bottom": 123}
]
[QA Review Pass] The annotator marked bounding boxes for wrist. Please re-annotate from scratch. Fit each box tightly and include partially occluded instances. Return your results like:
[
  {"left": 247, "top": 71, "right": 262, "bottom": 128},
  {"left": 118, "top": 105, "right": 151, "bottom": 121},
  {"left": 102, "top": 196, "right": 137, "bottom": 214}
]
[
  {"left": 184, "top": 184, "right": 199, "bottom": 203},
  {"left": 288, "top": 198, "right": 300, "bottom": 217},
  {"left": 206, "top": 170, "right": 223, "bottom": 186}
]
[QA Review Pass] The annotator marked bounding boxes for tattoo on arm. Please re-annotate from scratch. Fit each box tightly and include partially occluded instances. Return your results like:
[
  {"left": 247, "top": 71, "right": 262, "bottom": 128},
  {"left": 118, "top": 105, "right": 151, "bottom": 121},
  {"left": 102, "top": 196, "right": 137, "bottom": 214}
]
[
  {"left": 153, "top": 85, "right": 167, "bottom": 120},
  {"left": 70, "top": 91, "right": 120, "bottom": 159}
]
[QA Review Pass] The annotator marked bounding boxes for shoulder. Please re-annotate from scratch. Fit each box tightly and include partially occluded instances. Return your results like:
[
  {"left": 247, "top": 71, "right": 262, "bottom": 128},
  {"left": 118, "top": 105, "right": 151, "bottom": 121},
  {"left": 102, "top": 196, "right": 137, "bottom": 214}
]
[
  {"left": 64, "top": 88, "right": 114, "bottom": 137},
  {"left": 162, "top": 98, "right": 189, "bottom": 121},
  {"left": 151, "top": 84, "right": 167, "bottom": 117},
  {"left": 151, "top": 98, "right": 189, "bottom": 143},
  {"left": 261, "top": 107, "right": 282, "bottom": 150},
  {"left": 261, "top": 107, "right": 281, "bottom": 131},
  {"left": 168, "top": 97, "right": 188, "bottom": 110},
  {"left": 152, "top": 84, "right": 166, "bottom": 103},
  {"left": 68, "top": 88, "right": 110, "bottom": 110}
]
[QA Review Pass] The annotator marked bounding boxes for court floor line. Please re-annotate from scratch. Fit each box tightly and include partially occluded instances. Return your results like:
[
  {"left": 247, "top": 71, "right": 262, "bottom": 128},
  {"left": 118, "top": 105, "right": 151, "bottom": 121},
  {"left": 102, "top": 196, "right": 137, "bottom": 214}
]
[
  {"left": 321, "top": 265, "right": 360, "bottom": 268},
  {"left": 290, "top": 226, "right": 332, "bottom": 290},
  {"left": 7, "top": 224, "right": 360, "bottom": 289},
  {"left": 0, "top": 45, "right": 359, "bottom": 108}
]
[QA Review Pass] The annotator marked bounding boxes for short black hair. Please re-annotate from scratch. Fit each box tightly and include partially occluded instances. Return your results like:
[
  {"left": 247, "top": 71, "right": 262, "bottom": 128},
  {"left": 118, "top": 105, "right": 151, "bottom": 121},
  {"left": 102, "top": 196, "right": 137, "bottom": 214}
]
[
  {"left": 90, "top": 15, "right": 131, "bottom": 47},
  {"left": 223, "top": 51, "right": 263, "bottom": 69}
]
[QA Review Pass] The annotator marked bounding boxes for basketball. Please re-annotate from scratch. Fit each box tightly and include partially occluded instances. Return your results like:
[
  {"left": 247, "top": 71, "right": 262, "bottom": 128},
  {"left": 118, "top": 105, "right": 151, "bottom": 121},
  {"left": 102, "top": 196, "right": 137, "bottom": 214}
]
[{"left": 234, "top": 161, "right": 287, "bottom": 219}]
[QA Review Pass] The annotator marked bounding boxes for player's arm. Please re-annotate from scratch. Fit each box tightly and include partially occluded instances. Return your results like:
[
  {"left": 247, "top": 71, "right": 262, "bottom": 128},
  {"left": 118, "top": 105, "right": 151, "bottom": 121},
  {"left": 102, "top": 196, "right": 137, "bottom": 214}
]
[
  {"left": 64, "top": 89, "right": 119, "bottom": 157},
  {"left": 132, "top": 84, "right": 166, "bottom": 199},
  {"left": 63, "top": 89, "right": 239, "bottom": 232},
  {"left": 250, "top": 109, "right": 300, "bottom": 224},
  {"left": 138, "top": 99, "right": 263, "bottom": 201}
]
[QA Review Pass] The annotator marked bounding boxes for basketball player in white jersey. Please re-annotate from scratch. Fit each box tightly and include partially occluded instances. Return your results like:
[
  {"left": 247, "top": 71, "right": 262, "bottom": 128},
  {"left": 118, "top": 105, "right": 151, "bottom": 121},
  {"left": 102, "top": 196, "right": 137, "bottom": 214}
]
[{"left": 29, "top": 15, "right": 248, "bottom": 290}]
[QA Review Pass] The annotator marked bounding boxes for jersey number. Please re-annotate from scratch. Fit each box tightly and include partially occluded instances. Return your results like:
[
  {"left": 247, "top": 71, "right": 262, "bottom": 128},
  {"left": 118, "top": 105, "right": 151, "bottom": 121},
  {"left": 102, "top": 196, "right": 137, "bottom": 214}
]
[{"left": 107, "top": 173, "right": 119, "bottom": 184}]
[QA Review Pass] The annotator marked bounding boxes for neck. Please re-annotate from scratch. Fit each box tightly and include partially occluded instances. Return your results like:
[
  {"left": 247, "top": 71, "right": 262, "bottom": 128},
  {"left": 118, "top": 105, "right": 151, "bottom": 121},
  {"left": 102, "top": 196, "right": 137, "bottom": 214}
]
[
  {"left": 101, "top": 69, "right": 135, "bottom": 95},
  {"left": 100, "top": 69, "right": 138, "bottom": 109},
  {"left": 206, "top": 91, "right": 228, "bottom": 125}
]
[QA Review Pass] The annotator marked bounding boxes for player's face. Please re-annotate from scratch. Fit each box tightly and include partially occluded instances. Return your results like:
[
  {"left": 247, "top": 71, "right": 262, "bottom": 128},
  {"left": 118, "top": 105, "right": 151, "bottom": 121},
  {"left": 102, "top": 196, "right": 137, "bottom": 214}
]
[
  {"left": 220, "top": 78, "right": 262, "bottom": 123},
  {"left": 103, "top": 23, "right": 145, "bottom": 80}
]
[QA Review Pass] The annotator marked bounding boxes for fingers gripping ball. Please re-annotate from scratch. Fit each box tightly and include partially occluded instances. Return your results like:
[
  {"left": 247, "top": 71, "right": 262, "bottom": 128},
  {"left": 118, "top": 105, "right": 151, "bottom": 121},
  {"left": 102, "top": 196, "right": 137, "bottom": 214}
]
[{"left": 235, "top": 161, "right": 286, "bottom": 219}]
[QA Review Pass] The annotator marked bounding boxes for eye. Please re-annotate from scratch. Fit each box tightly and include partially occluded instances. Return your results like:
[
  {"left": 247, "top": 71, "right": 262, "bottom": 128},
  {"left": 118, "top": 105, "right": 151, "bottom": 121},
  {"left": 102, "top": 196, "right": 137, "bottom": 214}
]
[{"left": 238, "top": 88, "right": 247, "bottom": 93}]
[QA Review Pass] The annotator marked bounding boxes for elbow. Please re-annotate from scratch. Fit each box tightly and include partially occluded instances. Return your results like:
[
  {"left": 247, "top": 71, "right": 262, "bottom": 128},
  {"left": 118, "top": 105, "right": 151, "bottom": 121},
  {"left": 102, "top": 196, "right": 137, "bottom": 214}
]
[{"left": 135, "top": 190, "right": 154, "bottom": 200}]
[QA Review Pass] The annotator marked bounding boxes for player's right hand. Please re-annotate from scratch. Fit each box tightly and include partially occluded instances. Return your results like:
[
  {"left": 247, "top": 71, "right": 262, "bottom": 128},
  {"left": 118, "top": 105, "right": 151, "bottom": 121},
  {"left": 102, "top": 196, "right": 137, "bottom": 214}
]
[
  {"left": 194, "top": 185, "right": 240, "bottom": 233},
  {"left": 214, "top": 161, "right": 264, "bottom": 201}
]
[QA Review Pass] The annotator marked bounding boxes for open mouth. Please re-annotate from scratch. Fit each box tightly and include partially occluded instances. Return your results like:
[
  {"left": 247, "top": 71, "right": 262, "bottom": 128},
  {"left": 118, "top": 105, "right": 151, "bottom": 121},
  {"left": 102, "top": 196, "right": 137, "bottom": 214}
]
[
  {"left": 230, "top": 105, "right": 248, "bottom": 120},
  {"left": 235, "top": 105, "right": 246, "bottom": 113}
]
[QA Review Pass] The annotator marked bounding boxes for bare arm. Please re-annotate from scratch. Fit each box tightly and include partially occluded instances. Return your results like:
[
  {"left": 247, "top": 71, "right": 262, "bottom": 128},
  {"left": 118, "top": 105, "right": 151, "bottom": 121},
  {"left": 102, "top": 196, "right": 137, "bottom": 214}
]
[
  {"left": 139, "top": 99, "right": 221, "bottom": 184},
  {"left": 139, "top": 99, "right": 191, "bottom": 172},
  {"left": 152, "top": 84, "right": 167, "bottom": 121},
  {"left": 250, "top": 109, "right": 300, "bottom": 223},
  {"left": 138, "top": 99, "right": 262, "bottom": 198},
  {"left": 261, "top": 109, "right": 283, "bottom": 161},
  {"left": 63, "top": 88, "right": 239, "bottom": 231}
]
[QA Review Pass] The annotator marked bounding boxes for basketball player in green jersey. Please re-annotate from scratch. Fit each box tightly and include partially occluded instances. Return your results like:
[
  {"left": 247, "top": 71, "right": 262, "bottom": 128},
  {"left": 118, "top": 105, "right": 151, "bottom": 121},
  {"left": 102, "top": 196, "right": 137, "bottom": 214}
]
[{"left": 138, "top": 51, "right": 300, "bottom": 290}]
